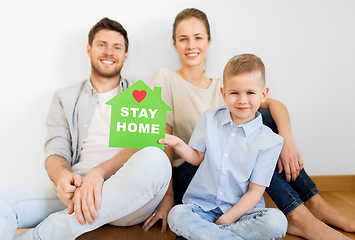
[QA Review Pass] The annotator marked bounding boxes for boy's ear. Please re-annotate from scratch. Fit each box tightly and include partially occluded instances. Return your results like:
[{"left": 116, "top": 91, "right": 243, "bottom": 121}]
[
  {"left": 220, "top": 87, "right": 227, "bottom": 102},
  {"left": 261, "top": 87, "right": 269, "bottom": 102}
]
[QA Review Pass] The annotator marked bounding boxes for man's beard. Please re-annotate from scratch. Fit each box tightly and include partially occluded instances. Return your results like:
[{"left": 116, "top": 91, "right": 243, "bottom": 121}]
[{"left": 91, "top": 59, "right": 122, "bottom": 78}]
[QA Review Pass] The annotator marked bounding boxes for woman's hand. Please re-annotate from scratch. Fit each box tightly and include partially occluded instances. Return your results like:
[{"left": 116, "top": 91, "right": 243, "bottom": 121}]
[
  {"left": 142, "top": 192, "right": 174, "bottom": 232},
  {"left": 278, "top": 136, "right": 304, "bottom": 182}
]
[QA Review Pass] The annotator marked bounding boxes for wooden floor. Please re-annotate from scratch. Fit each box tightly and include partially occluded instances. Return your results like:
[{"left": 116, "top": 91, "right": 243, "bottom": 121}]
[{"left": 14, "top": 176, "right": 355, "bottom": 239}]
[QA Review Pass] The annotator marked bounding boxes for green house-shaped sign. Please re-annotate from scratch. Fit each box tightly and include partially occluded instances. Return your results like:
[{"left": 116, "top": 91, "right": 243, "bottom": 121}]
[{"left": 106, "top": 80, "right": 172, "bottom": 150}]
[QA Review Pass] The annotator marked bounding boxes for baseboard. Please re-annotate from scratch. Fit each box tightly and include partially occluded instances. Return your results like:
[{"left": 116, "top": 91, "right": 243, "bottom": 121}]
[{"left": 310, "top": 175, "right": 355, "bottom": 192}]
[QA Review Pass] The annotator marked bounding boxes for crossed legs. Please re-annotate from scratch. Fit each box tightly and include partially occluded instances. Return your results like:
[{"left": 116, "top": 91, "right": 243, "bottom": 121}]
[{"left": 2, "top": 147, "right": 171, "bottom": 240}]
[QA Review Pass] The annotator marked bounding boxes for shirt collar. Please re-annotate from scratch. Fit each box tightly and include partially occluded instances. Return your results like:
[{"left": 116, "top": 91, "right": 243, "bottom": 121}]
[
  {"left": 85, "top": 76, "right": 128, "bottom": 96},
  {"left": 221, "top": 109, "right": 263, "bottom": 137},
  {"left": 84, "top": 78, "right": 96, "bottom": 96}
]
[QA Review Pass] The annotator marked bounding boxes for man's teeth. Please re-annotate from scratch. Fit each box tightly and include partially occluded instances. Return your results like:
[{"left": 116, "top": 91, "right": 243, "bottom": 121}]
[
  {"left": 102, "top": 60, "right": 114, "bottom": 64},
  {"left": 187, "top": 53, "right": 198, "bottom": 57}
]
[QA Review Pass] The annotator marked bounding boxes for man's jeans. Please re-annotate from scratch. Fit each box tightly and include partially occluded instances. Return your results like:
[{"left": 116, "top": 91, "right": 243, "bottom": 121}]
[
  {"left": 0, "top": 147, "right": 171, "bottom": 240},
  {"left": 168, "top": 204, "right": 287, "bottom": 240}
]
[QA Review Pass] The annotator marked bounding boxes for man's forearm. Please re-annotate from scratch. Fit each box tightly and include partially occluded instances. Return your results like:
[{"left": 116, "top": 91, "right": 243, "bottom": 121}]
[
  {"left": 46, "top": 155, "right": 72, "bottom": 186},
  {"left": 94, "top": 148, "right": 140, "bottom": 180}
]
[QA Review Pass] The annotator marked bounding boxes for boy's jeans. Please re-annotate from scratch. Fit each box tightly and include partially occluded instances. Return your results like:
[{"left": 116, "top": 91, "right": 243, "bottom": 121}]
[
  {"left": 0, "top": 147, "right": 171, "bottom": 240},
  {"left": 168, "top": 204, "right": 287, "bottom": 240}
]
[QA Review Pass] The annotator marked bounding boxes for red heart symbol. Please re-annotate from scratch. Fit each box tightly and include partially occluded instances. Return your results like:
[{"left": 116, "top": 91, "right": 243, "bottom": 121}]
[{"left": 132, "top": 90, "right": 147, "bottom": 103}]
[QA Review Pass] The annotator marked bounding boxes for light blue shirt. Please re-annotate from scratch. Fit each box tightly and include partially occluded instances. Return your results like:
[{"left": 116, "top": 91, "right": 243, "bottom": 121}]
[{"left": 183, "top": 107, "right": 284, "bottom": 213}]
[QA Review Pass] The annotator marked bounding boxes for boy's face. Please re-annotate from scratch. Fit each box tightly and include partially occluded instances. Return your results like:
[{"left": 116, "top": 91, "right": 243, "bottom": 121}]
[{"left": 220, "top": 71, "right": 268, "bottom": 125}]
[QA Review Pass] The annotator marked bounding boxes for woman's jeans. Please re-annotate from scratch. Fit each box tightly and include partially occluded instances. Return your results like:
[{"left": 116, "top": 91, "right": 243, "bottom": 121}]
[
  {"left": 173, "top": 109, "right": 319, "bottom": 214},
  {"left": 258, "top": 109, "right": 320, "bottom": 215},
  {"left": 0, "top": 147, "right": 171, "bottom": 240},
  {"left": 168, "top": 204, "right": 287, "bottom": 240}
]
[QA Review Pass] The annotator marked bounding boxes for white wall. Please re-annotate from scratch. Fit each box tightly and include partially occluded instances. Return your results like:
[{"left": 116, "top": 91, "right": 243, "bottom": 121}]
[{"left": 0, "top": 0, "right": 354, "bottom": 182}]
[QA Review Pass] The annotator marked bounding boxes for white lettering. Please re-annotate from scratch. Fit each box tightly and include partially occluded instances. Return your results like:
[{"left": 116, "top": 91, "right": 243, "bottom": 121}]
[
  {"left": 120, "top": 107, "right": 129, "bottom": 117},
  {"left": 151, "top": 124, "right": 160, "bottom": 134},
  {"left": 138, "top": 108, "right": 148, "bottom": 118},
  {"left": 139, "top": 123, "right": 150, "bottom": 133},
  {"left": 131, "top": 108, "right": 139, "bottom": 117},
  {"left": 149, "top": 109, "right": 158, "bottom": 119},
  {"left": 117, "top": 122, "right": 126, "bottom": 132},
  {"left": 128, "top": 123, "right": 137, "bottom": 132}
]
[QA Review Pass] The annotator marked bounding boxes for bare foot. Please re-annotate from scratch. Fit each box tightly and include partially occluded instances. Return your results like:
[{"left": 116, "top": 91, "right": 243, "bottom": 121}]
[
  {"left": 305, "top": 194, "right": 355, "bottom": 233},
  {"left": 286, "top": 204, "right": 352, "bottom": 240}
]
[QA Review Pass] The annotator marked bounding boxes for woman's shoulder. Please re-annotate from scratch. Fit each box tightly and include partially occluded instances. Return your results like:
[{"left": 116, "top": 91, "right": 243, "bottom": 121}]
[
  {"left": 151, "top": 68, "right": 179, "bottom": 86},
  {"left": 152, "top": 68, "right": 177, "bottom": 79}
]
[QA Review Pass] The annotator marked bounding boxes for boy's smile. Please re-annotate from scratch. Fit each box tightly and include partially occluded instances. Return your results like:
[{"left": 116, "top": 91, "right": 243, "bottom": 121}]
[{"left": 220, "top": 71, "right": 268, "bottom": 126}]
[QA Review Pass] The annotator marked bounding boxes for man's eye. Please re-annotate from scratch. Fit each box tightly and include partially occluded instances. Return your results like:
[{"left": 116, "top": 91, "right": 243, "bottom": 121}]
[
  {"left": 231, "top": 92, "right": 238, "bottom": 94},
  {"left": 180, "top": 38, "right": 187, "bottom": 42},
  {"left": 247, "top": 92, "right": 255, "bottom": 95}
]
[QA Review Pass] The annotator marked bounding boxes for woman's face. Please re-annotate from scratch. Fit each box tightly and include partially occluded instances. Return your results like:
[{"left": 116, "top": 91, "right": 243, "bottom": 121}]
[{"left": 174, "top": 17, "right": 211, "bottom": 69}]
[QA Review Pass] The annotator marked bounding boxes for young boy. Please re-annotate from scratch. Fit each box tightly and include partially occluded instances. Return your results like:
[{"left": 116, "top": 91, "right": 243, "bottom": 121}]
[{"left": 160, "top": 54, "right": 288, "bottom": 239}]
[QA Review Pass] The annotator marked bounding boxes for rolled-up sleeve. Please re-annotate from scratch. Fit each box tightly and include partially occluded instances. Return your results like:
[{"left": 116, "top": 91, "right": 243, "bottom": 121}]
[{"left": 44, "top": 91, "right": 73, "bottom": 165}]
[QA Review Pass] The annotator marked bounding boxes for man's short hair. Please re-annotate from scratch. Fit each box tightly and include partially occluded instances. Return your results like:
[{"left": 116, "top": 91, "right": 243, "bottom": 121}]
[
  {"left": 223, "top": 54, "right": 266, "bottom": 86},
  {"left": 88, "top": 17, "right": 129, "bottom": 52}
]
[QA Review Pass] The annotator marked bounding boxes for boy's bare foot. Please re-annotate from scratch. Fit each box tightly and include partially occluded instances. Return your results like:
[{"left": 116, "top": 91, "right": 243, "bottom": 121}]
[
  {"left": 286, "top": 204, "right": 352, "bottom": 240},
  {"left": 305, "top": 194, "right": 355, "bottom": 233}
]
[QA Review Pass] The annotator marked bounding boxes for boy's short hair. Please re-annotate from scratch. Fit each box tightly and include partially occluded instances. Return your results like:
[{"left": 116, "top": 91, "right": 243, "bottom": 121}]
[
  {"left": 223, "top": 54, "right": 265, "bottom": 86},
  {"left": 88, "top": 17, "right": 129, "bottom": 52}
]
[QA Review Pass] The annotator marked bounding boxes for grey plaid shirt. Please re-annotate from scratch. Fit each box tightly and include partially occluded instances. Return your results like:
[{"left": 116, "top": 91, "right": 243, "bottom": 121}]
[{"left": 44, "top": 78, "right": 129, "bottom": 166}]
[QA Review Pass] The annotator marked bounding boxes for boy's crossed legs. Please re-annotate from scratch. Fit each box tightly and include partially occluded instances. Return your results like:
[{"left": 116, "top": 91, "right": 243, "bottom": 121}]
[{"left": 168, "top": 204, "right": 287, "bottom": 240}]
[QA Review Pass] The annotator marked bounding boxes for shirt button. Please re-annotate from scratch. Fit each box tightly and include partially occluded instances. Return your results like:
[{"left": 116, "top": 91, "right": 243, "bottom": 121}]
[
  {"left": 92, "top": 101, "right": 96, "bottom": 105},
  {"left": 224, "top": 154, "right": 228, "bottom": 157},
  {"left": 218, "top": 201, "right": 221, "bottom": 204},
  {"left": 222, "top": 171, "right": 226, "bottom": 174},
  {"left": 219, "top": 192, "right": 223, "bottom": 195},
  {"left": 230, "top": 123, "right": 233, "bottom": 126},
  {"left": 84, "top": 124, "right": 88, "bottom": 128},
  {"left": 231, "top": 133, "right": 235, "bottom": 137}
]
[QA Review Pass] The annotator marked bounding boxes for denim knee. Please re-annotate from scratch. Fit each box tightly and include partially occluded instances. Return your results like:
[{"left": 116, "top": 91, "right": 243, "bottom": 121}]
[
  {"left": 264, "top": 208, "right": 288, "bottom": 240},
  {"left": 167, "top": 204, "right": 187, "bottom": 236}
]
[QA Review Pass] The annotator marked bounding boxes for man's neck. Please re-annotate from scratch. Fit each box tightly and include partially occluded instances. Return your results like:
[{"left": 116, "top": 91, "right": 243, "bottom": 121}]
[{"left": 90, "top": 73, "right": 121, "bottom": 93}]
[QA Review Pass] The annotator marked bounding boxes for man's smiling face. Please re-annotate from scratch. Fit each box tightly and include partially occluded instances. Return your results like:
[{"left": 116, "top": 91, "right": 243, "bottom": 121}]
[{"left": 87, "top": 29, "right": 128, "bottom": 79}]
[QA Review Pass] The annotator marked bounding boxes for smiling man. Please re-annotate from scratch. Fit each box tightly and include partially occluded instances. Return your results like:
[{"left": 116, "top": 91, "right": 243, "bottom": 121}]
[{"left": 0, "top": 18, "right": 171, "bottom": 240}]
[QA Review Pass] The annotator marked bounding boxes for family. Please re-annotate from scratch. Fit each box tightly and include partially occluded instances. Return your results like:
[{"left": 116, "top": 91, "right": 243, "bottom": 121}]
[{"left": 1, "top": 8, "right": 354, "bottom": 240}]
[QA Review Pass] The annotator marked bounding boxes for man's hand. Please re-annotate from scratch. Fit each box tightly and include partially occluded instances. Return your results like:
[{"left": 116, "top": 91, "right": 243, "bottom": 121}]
[
  {"left": 56, "top": 173, "right": 82, "bottom": 206},
  {"left": 68, "top": 168, "right": 104, "bottom": 225},
  {"left": 142, "top": 192, "right": 174, "bottom": 233},
  {"left": 278, "top": 137, "right": 304, "bottom": 182}
]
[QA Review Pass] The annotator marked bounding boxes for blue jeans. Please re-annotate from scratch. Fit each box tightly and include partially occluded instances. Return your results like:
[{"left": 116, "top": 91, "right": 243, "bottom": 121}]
[
  {"left": 258, "top": 109, "right": 320, "bottom": 215},
  {"left": 0, "top": 147, "right": 171, "bottom": 240},
  {"left": 168, "top": 204, "right": 287, "bottom": 240}
]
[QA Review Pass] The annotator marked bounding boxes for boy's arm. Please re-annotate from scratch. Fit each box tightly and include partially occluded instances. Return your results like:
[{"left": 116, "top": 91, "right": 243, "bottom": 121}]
[
  {"left": 260, "top": 98, "right": 304, "bottom": 182},
  {"left": 159, "top": 134, "right": 204, "bottom": 166},
  {"left": 215, "top": 182, "right": 265, "bottom": 225}
]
